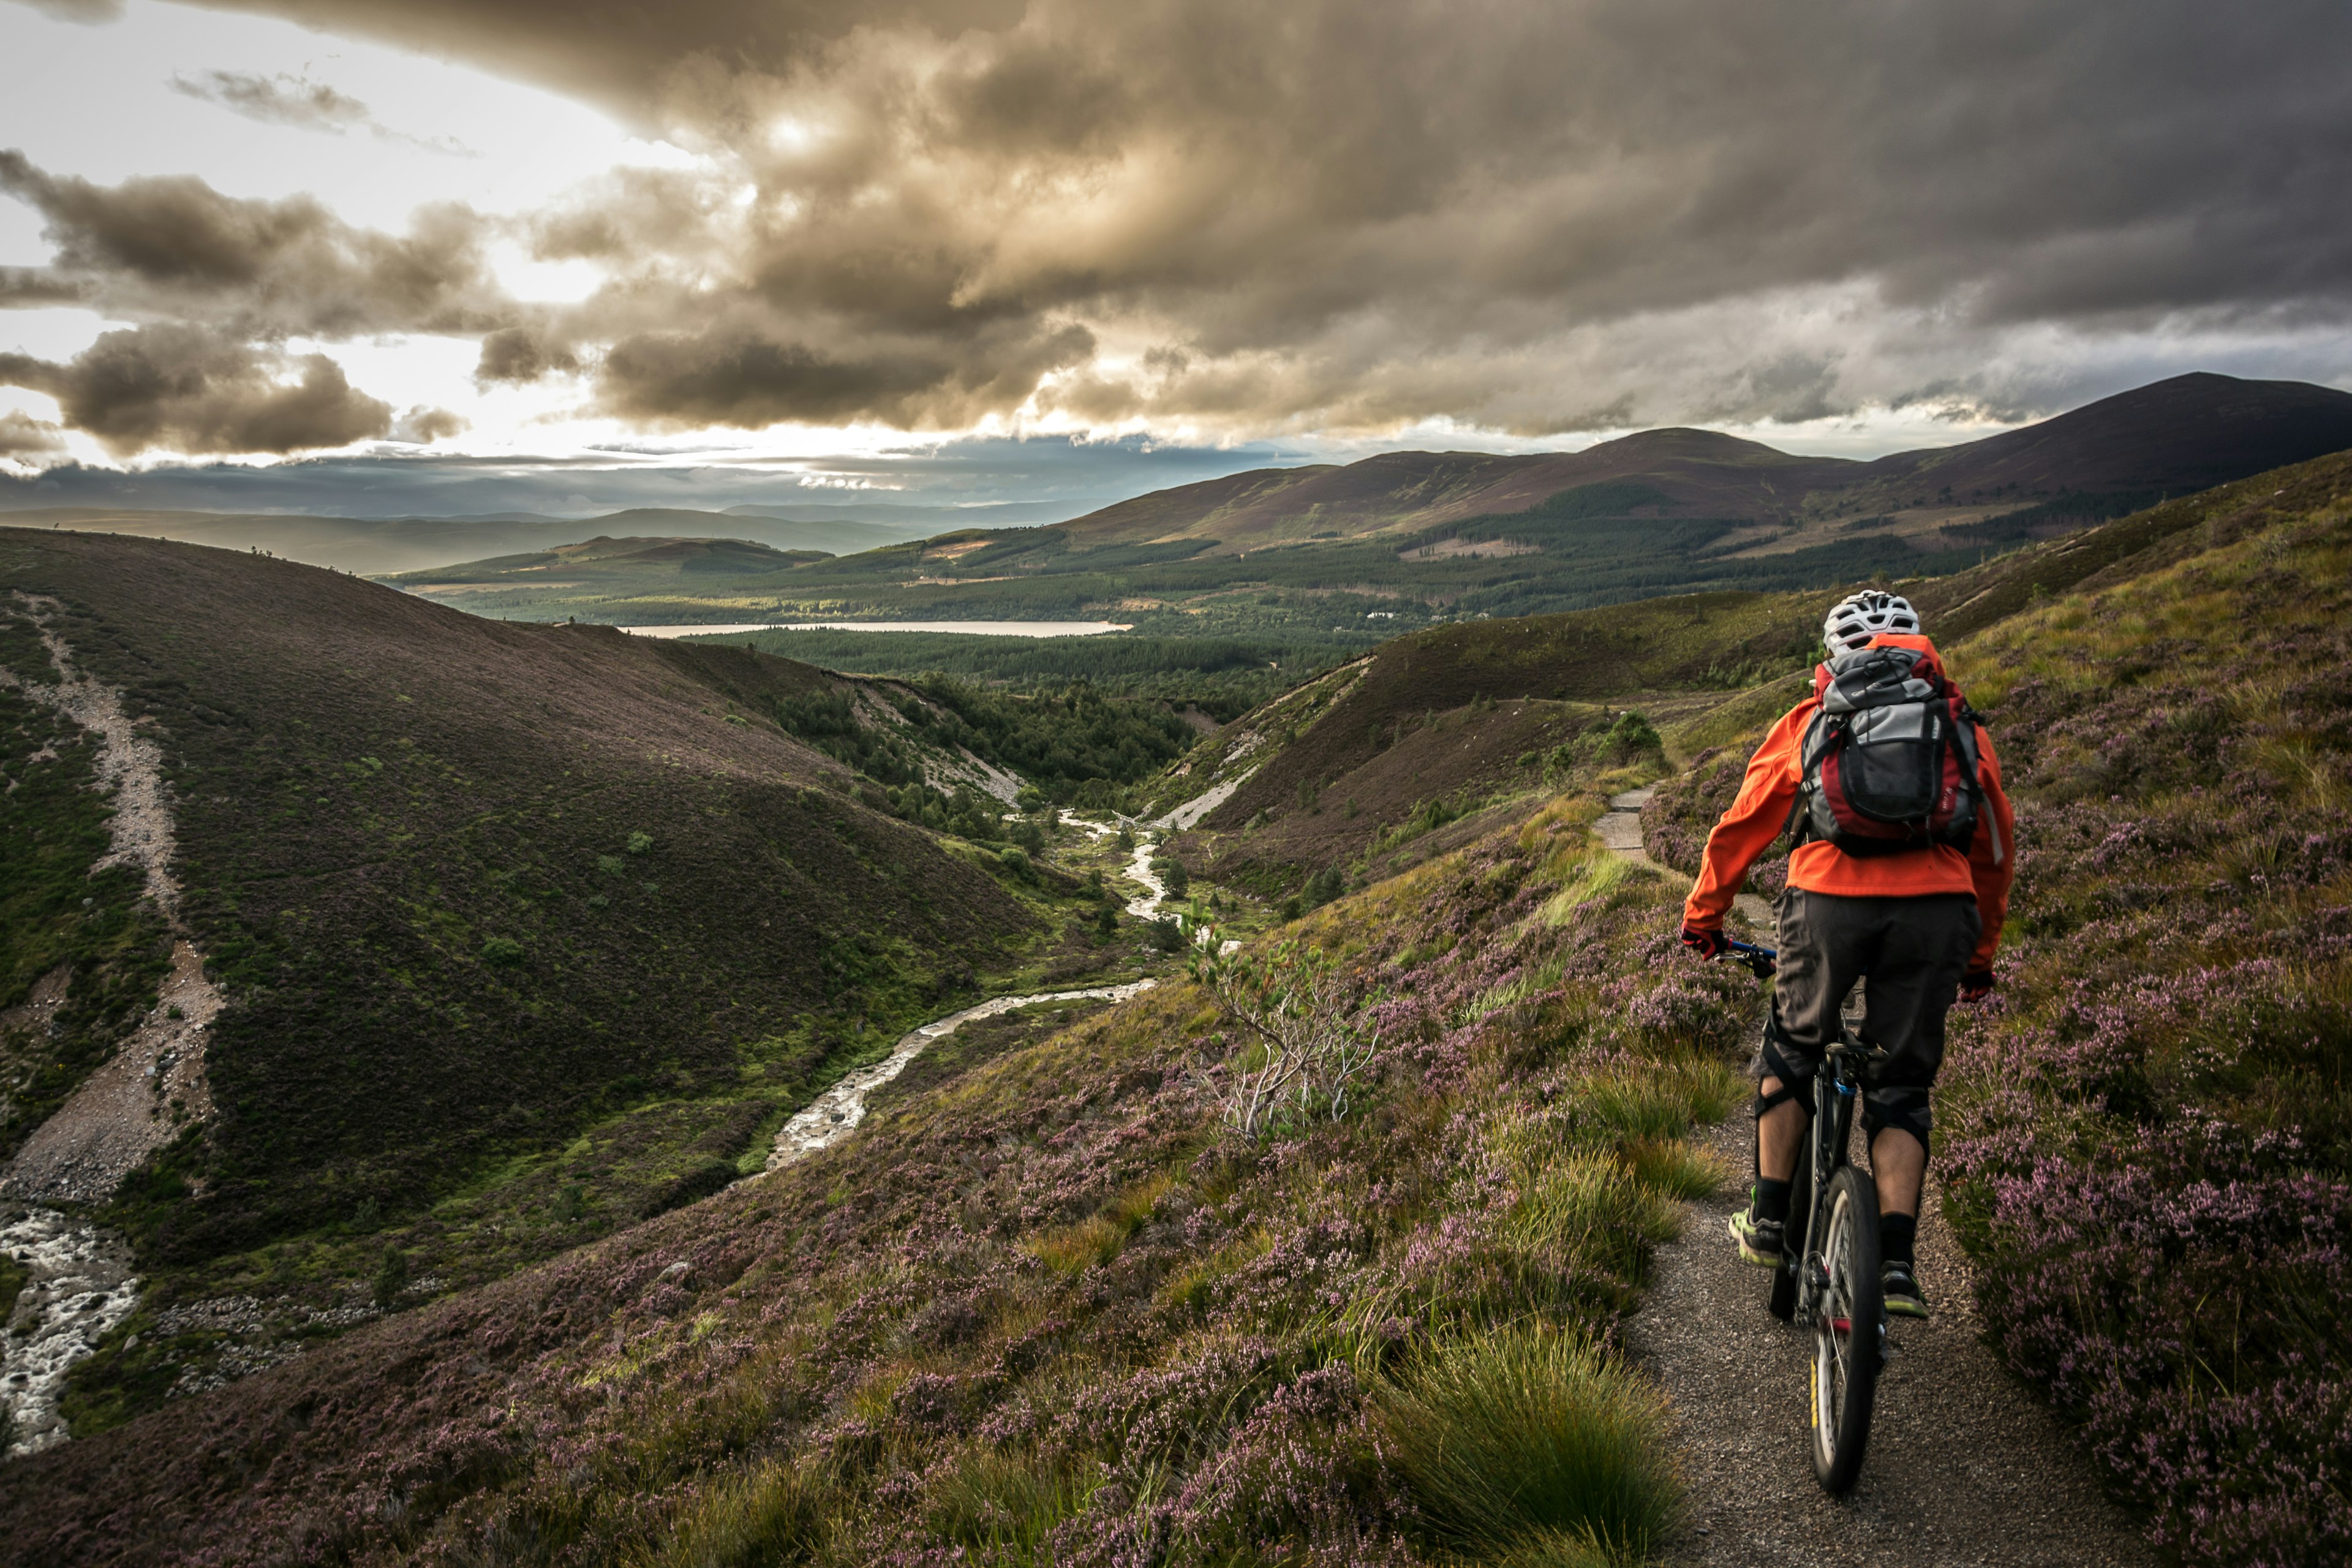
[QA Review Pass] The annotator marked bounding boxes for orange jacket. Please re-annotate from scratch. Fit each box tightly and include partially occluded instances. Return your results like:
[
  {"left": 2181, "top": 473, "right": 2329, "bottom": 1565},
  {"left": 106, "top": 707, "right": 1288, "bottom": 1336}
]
[{"left": 1681, "top": 634, "right": 2015, "bottom": 973}]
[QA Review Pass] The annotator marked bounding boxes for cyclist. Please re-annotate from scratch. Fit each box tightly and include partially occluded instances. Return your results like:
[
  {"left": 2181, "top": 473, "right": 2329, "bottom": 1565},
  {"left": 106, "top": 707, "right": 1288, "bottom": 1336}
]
[{"left": 1678, "top": 590, "right": 2015, "bottom": 1319}]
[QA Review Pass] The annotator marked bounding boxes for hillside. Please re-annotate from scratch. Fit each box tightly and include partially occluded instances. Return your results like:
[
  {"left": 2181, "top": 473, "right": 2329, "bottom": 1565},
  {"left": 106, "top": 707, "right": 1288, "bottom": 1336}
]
[
  {"left": 0, "top": 507, "right": 932, "bottom": 576},
  {"left": 4, "top": 456, "right": 2351, "bottom": 1564},
  {"left": 374, "top": 373, "right": 2352, "bottom": 643},
  {"left": 0, "top": 529, "right": 1179, "bottom": 1428},
  {"left": 1052, "top": 372, "right": 2352, "bottom": 551},
  {"left": 1137, "top": 444, "right": 2352, "bottom": 905},
  {"left": 387, "top": 534, "right": 835, "bottom": 612},
  {"left": 2, "top": 756, "right": 1758, "bottom": 1564}
]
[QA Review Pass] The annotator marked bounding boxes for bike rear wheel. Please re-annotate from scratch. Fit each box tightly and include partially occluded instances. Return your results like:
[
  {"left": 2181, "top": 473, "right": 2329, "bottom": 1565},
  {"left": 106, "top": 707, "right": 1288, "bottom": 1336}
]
[{"left": 1809, "top": 1165, "right": 1882, "bottom": 1493}]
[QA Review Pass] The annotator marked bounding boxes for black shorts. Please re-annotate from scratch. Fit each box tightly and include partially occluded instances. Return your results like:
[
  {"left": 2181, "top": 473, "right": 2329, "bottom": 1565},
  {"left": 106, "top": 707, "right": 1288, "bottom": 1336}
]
[{"left": 1759, "top": 888, "right": 1980, "bottom": 1147}]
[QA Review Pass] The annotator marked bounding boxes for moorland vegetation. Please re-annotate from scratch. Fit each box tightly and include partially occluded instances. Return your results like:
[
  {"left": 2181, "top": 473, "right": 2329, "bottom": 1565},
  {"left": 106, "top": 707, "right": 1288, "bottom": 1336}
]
[
  {"left": 1643, "top": 453, "right": 2352, "bottom": 1564},
  {"left": 0, "top": 533, "right": 1202, "bottom": 1434},
  {"left": 4, "top": 440, "right": 2352, "bottom": 1567}
]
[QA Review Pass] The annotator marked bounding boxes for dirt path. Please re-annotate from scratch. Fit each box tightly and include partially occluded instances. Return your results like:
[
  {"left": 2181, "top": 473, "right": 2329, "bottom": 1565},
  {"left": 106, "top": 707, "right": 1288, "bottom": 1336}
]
[
  {"left": 1601, "top": 784, "right": 1772, "bottom": 929},
  {"left": 1628, "top": 1118, "right": 2152, "bottom": 1565},
  {"left": 765, "top": 981, "right": 1158, "bottom": 1169},
  {"left": 1607, "top": 775, "right": 2147, "bottom": 1562}
]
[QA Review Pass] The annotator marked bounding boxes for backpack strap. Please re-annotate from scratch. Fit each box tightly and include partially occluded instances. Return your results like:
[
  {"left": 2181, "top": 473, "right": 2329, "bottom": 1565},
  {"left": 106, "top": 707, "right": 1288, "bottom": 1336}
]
[
  {"left": 1953, "top": 703, "right": 2002, "bottom": 865},
  {"left": 1782, "top": 709, "right": 1837, "bottom": 849}
]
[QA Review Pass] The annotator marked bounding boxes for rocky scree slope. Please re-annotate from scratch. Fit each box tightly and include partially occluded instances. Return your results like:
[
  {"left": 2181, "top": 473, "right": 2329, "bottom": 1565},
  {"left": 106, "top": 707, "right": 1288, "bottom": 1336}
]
[{"left": 1642, "top": 451, "right": 2352, "bottom": 1568}]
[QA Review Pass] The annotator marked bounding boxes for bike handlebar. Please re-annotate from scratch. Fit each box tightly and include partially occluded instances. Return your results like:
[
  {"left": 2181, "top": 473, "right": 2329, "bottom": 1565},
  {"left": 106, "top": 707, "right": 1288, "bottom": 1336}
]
[{"left": 1725, "top": 938, "right": 1778, "bottom": 979}]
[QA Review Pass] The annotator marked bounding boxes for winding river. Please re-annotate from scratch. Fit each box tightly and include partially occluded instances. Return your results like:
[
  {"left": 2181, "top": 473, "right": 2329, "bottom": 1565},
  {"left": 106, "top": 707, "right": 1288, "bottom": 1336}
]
[{"left": 765, "top": 980, "right": 1158, "bottom": 1170}]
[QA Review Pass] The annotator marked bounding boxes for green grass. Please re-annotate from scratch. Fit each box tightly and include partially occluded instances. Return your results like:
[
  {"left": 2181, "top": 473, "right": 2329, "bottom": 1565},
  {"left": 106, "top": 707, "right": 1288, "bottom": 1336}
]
[
  {"left": 631, "top": 1454, "right": 833, "bottom": 1568},
  {"left": 1374, "top": 1327, "right": 1683, "bottom": 1561},
  {"left": 922, "top": 1446, "right": 1096, "bottom": 1562}
]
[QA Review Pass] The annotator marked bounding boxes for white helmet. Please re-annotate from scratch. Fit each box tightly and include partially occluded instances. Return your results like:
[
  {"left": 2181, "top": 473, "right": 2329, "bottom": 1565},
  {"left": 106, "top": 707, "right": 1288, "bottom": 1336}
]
[{"left": 1822, "top": 590, "right": 1921, "bottom": 658}]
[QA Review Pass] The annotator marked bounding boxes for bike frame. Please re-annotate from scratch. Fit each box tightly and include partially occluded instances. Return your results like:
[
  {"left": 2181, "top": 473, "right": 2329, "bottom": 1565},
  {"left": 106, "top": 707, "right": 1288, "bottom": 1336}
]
[
  {"left": 1793, "top": 1039, "right": 1880, "bottom": 1326},
  {"left": 1729, "top": 938, "right": 1891, "bottom": 1491}
]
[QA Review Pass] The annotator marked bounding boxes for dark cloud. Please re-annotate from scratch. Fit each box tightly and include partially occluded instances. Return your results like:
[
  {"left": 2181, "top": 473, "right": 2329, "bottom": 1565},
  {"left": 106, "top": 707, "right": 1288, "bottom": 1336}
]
[
  {"left": 168, "top": 69, "right": 372, "bottom": 132},
  {"left": 14, "top": 1, "right": 2352, "bottom": 440},
  {"left": 595, "top": 318, "right": 1096, "bottom": 429},
  {"left": 0, "top": 150, "right": 503, "bottom": 337},
  {"left": 0, "top": 266, "right": 89, "bottom": 306},
  {"left": 14, "top": 0, "right": 119, "bottom": 20},
  {"left": 0, "top": 410, "right": 68, "bottom": 459},
  {"left": 388, "top": 404, "right": 467, "bottom": 442},
  {"left": 435, "top": 0, "right": 2352, "bottom": 429},
  {"left": 0, "top": 324, "right": 392, "bottom": 455},
  {"left": 474, "top": 325, "right": 579, "bottom": 386},
  {"left": 187, "top": 0, "right": 1027, "bottom": 122},
  {"left": 165, "top": 68, "right": 475, "bottom": 153}
]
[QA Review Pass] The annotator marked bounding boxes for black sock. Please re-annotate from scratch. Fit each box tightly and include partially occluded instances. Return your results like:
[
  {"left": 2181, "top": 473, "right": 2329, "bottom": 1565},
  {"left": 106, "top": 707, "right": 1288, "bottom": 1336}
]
[
  {"left": 1880, "top": 1212, "right": 1917, "bottom": 1268},
  {"left": 1751, "top": 1177, "right": 1791, "bottom": 1224}
]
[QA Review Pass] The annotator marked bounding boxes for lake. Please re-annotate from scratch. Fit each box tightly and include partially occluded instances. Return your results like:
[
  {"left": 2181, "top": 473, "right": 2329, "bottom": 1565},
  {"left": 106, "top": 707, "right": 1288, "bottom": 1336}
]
[{"left": 617, "top": 620, "right": 1134, "bottom": 639}]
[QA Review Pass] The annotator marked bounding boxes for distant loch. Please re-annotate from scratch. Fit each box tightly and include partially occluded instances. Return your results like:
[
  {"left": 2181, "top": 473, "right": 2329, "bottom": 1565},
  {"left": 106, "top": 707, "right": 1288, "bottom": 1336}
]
[{"left": 621, "top": 620, "right": 1134, "bottom": 638}]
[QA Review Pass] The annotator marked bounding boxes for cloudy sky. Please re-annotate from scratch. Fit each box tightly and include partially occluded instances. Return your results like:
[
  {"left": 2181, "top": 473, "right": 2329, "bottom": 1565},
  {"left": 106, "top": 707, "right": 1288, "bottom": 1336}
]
[{"left": 2, "top": 0, "right": 2350, "bottom": 516}]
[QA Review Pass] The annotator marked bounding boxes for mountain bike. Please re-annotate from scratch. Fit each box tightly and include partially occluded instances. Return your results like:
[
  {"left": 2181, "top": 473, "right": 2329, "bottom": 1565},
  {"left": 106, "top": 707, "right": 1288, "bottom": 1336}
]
[{"left": 1727, "top": 938, "right": 1889, "bottom": 1494}]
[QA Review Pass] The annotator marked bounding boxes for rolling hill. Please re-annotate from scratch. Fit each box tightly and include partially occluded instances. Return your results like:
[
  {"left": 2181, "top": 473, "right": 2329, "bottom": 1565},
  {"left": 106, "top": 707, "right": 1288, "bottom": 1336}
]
[
  {"left": 0, "top": 507, "right": 935, "bottom": 576},
  {"left": 1050, "top": 372, "right": 2352, "bottom": 552},
  {"left": 1143, "top": 441, "right": 2352, "bottom": 894},
  {"left": 0, "top": 527, "right": 1145, "bottom": 1406},
  {"left": 367, "top": 372, "right": 2352, "bottom": 641}
]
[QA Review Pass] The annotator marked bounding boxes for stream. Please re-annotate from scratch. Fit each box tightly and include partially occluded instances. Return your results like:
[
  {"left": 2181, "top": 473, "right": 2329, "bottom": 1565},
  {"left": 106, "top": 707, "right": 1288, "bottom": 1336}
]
[
  {"left": 0, "top": 1207, "right": 138, "bottom": 1457},
  {"left": 765, "top": 981, "right": 1159, "bottom": 1170}
]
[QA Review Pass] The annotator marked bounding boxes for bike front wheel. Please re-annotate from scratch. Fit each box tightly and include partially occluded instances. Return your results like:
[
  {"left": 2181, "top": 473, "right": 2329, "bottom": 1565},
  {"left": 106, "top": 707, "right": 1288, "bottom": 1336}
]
[{"left": 1809, "top": 1165, "right": 1883, "bottom": 1494}]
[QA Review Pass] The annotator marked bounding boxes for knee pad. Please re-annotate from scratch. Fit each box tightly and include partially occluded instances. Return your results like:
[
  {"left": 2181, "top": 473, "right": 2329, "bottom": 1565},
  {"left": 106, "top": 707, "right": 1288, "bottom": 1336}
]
[
  {"left": 1755, "top": 1016, "right": 1819, "bottom": 1118},
  {"left": 1864, "top": 1085, "right": 1933, "bottom": 1153}
]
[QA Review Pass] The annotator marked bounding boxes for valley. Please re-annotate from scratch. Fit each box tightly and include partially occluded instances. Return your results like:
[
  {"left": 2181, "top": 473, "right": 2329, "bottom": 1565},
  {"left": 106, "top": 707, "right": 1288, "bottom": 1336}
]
[
  {"left": 356, "top": 374, "right": 2352, "bottom": 646},
  {"left": 0, "top": 440, "right": 2347, "bottom": 1568}
]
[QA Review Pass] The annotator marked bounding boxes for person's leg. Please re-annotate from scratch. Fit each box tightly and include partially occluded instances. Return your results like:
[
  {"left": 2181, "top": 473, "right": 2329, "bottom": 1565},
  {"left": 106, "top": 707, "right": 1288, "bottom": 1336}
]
[
  {"left": 1856, "top": 893, "right": 1978, "bottom": 1218},
  {"left": 1757, "top": 889, "right": 1871, "bottom": 1174},
  {"left": 1732, "top": 890, "right": 1868, "bottom": 1265},
  {"left": 1857, "top": 894, "right": 1978, "bottom": 1316}
]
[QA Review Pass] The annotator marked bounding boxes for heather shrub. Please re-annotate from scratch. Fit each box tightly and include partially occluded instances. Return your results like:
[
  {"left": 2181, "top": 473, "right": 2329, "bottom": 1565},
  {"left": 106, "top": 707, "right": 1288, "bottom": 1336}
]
[
  {"left": 6, "top": 782, "right": 1758, "bottom": 1567},
  {"left": 1373, "top": 1327, "right": 1681, "bottom": 1561},
  {"left": 1928, "top": 500, "right": 2352, "bottom": 1567}
]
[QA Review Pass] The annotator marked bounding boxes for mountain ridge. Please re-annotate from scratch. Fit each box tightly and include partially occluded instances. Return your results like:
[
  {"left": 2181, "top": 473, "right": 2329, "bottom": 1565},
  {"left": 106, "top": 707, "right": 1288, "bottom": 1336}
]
[{"left": 1049, "top": 372, "right": 2352, "bottom": 551}]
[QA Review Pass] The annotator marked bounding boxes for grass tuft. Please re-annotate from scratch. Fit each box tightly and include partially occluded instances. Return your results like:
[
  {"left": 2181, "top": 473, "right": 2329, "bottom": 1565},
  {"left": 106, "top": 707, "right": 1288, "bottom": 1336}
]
[
  {"left": 1375, "top": 1325, "right": 1681, "bottom": 1559},
  {"left": 631, "top": 1455, "right": 833, "bottom": 1568},
  {"left": 1621, "top": 1136, "right": 1728, "bottom": 1201}
]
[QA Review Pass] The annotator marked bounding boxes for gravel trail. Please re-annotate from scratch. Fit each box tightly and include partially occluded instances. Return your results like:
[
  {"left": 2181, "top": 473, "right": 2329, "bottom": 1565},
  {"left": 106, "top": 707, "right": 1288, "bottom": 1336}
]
[
  {"left": 1627, "top": 1111, "right": 2152, "bottom": 1566},
  {"left": 1, "top": 595, "right": 227, "bottom": 1457},
  {"left": 1611, "top": 776, "right": 2146, "bottom": 1563}
]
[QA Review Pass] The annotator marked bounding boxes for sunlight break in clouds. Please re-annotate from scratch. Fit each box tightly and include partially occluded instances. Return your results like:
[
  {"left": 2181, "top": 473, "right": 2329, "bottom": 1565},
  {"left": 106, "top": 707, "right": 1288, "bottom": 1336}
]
[{"left": 1, "top": 0, "right": 2351, "bottom": 483}]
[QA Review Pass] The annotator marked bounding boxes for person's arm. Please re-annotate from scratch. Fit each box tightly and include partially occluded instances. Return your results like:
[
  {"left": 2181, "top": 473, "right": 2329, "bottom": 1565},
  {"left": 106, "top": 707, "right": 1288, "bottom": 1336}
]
[
  {"left": 1682, "top": 705, "right": 1808, "bottom": 931},
  {"left": 1964, "top": 728, "right": 2016, "bottom": 978}
]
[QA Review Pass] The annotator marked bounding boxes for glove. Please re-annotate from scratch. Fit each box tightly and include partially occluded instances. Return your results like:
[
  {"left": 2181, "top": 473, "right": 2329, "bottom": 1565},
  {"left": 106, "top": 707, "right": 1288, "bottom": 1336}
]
[
  {"left": 1959, "top": 970, "right": 1995, "bottom": 1003},
  {"left": 1679, "top": 923, "right": 1729, "bottom": 960}
]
